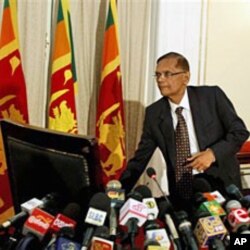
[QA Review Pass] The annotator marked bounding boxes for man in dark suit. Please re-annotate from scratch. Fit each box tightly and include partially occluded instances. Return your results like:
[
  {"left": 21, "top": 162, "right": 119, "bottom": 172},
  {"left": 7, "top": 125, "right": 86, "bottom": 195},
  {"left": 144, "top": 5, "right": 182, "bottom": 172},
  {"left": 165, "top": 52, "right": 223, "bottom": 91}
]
[{"left": 120, "top": 52, "right": 249, "bottom": 208}]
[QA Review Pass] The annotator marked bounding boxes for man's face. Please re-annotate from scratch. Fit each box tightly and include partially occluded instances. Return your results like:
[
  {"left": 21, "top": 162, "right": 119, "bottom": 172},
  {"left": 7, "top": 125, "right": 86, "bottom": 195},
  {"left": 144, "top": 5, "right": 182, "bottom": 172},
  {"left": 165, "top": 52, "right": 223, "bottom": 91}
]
[{"left": 154, "top": 57, "right": 190, "bottom": 104}]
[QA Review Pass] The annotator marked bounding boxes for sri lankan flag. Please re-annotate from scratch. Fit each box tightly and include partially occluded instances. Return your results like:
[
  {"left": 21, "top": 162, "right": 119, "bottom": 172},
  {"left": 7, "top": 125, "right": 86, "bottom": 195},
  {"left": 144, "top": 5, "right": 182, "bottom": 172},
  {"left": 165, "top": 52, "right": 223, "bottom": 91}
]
[
  {"left": 48, "top": 0, "right": 78, "bottom": 133},
  {"left": 0, "top": 0, "right": 28, "bottom": 222},
  {"left": 96, "top": 0, "right": 126, "bottom": 186}
]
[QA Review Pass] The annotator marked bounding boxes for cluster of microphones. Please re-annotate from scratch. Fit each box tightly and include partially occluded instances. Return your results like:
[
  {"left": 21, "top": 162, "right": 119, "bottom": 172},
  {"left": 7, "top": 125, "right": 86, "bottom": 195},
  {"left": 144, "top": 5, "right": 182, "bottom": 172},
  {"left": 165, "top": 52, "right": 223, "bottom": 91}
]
[{"left": 1, "top": 167, "right": 250, "bottom": 250}]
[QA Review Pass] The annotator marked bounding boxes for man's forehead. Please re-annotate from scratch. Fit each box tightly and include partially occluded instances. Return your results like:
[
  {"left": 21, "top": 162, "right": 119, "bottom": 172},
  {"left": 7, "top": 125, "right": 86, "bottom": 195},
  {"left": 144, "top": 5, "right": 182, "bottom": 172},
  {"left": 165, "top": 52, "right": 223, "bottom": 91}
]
[{"left": 156, "top": 57, "right": 179, "bottom": 70}]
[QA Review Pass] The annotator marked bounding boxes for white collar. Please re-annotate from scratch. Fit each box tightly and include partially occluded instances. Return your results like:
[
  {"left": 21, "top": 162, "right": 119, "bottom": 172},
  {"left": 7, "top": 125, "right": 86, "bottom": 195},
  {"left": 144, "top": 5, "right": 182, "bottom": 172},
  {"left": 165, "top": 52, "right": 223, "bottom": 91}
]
[{"left": 168, "top": 89, "right": 190, "bottom": 112}]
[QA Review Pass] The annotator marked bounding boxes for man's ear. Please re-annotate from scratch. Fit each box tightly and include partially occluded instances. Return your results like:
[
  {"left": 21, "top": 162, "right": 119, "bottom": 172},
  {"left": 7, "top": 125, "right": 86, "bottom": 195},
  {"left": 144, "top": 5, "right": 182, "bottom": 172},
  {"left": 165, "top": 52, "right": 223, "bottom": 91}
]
[{"left": 184, "top": 72, "right": 190, "bottom": 85}]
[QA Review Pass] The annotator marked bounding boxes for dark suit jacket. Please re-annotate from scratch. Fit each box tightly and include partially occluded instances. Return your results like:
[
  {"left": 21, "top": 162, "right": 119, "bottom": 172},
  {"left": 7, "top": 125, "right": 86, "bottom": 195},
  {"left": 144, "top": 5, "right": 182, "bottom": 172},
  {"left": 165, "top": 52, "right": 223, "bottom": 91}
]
[{"left": 120, "top": 86, "right": 249, "bottom": 195}]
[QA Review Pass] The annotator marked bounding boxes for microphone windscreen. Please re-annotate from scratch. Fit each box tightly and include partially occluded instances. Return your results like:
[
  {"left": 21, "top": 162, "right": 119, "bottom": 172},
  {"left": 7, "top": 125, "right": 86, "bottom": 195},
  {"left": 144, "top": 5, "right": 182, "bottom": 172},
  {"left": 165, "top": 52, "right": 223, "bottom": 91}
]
[
  {"left": 240, "top": 195, "right": 250, "bottom": 209},
  {"left": 226, "top": 184, "right": 243, "bottom": 200},
  {"left": 41, "top": 192, "right": 65, "bottom": 214},
  {"left": 157, "top": 200, "right": 173, "bottom": 219},
  {"left": 134, "top": 185, "right": 152, "bottom": 198},
  {"left": 146, "top": 167, "right": 156, "bottom": 178},
  {"left": 62, "top": 203, "right": 81, "bottom": 221},
  {"left": 225, "top": 200, "right": 242, "bottom": 213},
  {"left": 193, "top": 175, "right": 212, "bottom": 193},
  {"left": 89, "top": 193, "right": 111, "bottom": 212}
]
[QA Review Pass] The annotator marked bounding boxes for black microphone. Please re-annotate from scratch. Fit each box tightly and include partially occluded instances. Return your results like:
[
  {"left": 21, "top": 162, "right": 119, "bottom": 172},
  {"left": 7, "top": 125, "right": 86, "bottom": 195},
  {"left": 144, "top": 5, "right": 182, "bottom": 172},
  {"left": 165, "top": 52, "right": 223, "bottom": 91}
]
[
  {"left": 133, "top": 185, "right": 170, "bottom": 248},
  {"left": 81, "top": 192, "right": 111, "bottom": 250},
  {"left": 176, "top": 210, "right": 198, "bottom": 250},
  {"left": 146, "top": 167, "right": 182, "bottom": 250},
  {"left": 240, "top": 195, "right": 250, "bottom": 211},
  {"left": 119, "top": 186, "right": 149, "bottom": 249},
  {"left": 45, "top": 202, "right": 81, "bottom": 249},
  {"left": 226, "top": 184, "right": 250, "bottom": 212},
  {"left": 192, "top": 175, "right": 212, "bottom": 194},
  {"left": 135, "top": 185, "right": 159, "bottom": 230},
  {"left": 226, "top": 184, "right": 244, "bottom": 200},
  {"left": 146, "top": 167, "right": 173, "bottom": 211}
]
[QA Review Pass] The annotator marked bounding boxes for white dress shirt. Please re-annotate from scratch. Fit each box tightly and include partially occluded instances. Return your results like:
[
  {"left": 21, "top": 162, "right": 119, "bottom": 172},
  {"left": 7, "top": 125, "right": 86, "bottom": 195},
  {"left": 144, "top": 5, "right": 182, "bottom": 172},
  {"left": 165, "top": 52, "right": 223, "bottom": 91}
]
[{"left": 168, "top": 89, "right": 201, "bottom": 174}]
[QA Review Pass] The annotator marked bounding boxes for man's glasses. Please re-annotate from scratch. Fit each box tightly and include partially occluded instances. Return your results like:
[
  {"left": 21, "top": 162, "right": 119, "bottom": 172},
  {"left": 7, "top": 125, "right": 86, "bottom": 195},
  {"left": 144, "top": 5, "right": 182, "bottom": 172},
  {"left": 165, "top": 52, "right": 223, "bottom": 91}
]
[{"left": 153, "top": 71, "right": 186, "bottom": 80}]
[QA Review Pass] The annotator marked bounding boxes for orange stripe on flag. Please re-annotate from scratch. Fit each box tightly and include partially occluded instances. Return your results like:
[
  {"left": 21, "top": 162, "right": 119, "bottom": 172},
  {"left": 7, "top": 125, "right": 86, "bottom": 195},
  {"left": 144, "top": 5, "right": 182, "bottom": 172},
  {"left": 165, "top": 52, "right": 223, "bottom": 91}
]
[
  {"left": 53, "top": 21, "right": 70, "bottom": 61},
  {"left": 0, "top": 8, "right": 15, "bottom": 48},
  {"left": 102, "top": 25, "right": 118, "bottom": 68}
]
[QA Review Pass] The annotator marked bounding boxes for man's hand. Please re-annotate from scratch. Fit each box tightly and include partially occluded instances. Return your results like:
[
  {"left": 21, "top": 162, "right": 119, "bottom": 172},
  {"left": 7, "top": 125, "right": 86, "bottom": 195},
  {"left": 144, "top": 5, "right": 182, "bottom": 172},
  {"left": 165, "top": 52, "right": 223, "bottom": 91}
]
[{"left": 186, "top": 148, "right": 215, "bottom": 172}]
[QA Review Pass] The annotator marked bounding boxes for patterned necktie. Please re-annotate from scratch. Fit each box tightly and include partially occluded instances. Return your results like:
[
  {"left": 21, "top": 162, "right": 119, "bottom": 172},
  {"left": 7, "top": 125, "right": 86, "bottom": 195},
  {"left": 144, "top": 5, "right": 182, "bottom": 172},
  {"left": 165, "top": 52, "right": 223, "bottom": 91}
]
[{"left": 175, "top": 107, "right": 193, "bottom": 199}]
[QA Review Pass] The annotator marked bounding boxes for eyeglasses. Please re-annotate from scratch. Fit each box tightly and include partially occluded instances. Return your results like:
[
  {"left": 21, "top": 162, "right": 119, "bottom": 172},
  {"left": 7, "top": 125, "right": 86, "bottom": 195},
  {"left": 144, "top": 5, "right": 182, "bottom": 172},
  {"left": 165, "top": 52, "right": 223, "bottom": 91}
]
[{"left": 153, "top": 71, "right": 186, "bottom": 80}]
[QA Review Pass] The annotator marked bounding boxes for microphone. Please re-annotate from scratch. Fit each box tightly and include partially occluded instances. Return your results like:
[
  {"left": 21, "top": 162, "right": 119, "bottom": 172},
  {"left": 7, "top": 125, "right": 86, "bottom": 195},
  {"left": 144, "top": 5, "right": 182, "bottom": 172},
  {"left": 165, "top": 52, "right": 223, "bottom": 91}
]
[
  {"left": 119, "top": 187, "right": 148, "bottom": 249},
  {"left": 192, "top": 175, "right": 212, "bottom": 194},
  {"left": 0, "top": 198, "right": 44, "bottom": 229},
  {"left": 106, "top": 180, "right": 125, "bottom": 208},
  {"left": 225, "top": 199, "right": 242, "bottom": 211},
  {"left": 50, "top": 202, "right": 81, "bottom": 234},
  {"left": 225, "top": 199, "right": 250, "bottom": 233},
  {"left": 22, "top": 207, "right": 55, "bottom": 242},
  {"left": 226, "top": 184, "right": 244, "bottom": 200},
  {"left": 119, "top": 191, "right": 148, "bottom": 227},
  {"left": 176, "top": 210, "right": 199, "bottom": 250},
  {"left": 1, "top": 192, "right": 63, "bottom": 230},
  {"left": 134, "top": 185, "right": 159, "bottom": 230},
  {"left": 227, "top": 208, "right": 250, "bottom": 232},
  {"left": 225, "top": 184, "right": 250, "bottom": 212},
  {"left": 240, "top": 195, "right": 250, "bottom": 211},
  {"left": 146, "top": 167, "right": 182, "bottom": 249},
  {"left": 194, "top": 215, "right": 227, "bottom": 248},
  {"left": 105, "top": 180, "right": 125, "bottom": 239},
  {"left": 146, "top": 168, "right": 168, "bottom": 198},
  {"left": 45, "top": 202, "right": 81, "bottom": 249},
  {"left": 133, "top": 185, "right": 170, "bottom": 248},
  {"left": 146, "top": 168, "right": 174, "bottom": 214},
  {"left": 191, "top": 182, "right": 226, "bottom": 218},
  {"left": 81, "top": 192, "right": 111, "bottom": 250},
  {"left": 15, "top": 207, "right": 55, "bottom": 250}
]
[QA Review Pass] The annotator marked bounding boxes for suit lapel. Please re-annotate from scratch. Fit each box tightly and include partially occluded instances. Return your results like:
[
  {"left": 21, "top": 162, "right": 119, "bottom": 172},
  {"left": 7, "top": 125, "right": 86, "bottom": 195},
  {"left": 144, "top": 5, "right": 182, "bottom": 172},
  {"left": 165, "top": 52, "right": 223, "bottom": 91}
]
[
  {"left": 158, "top": 99, "right": 176, "bottom": 167},
  {"left": 188, "top": 87, "right": 208, "bottom": 150}
]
